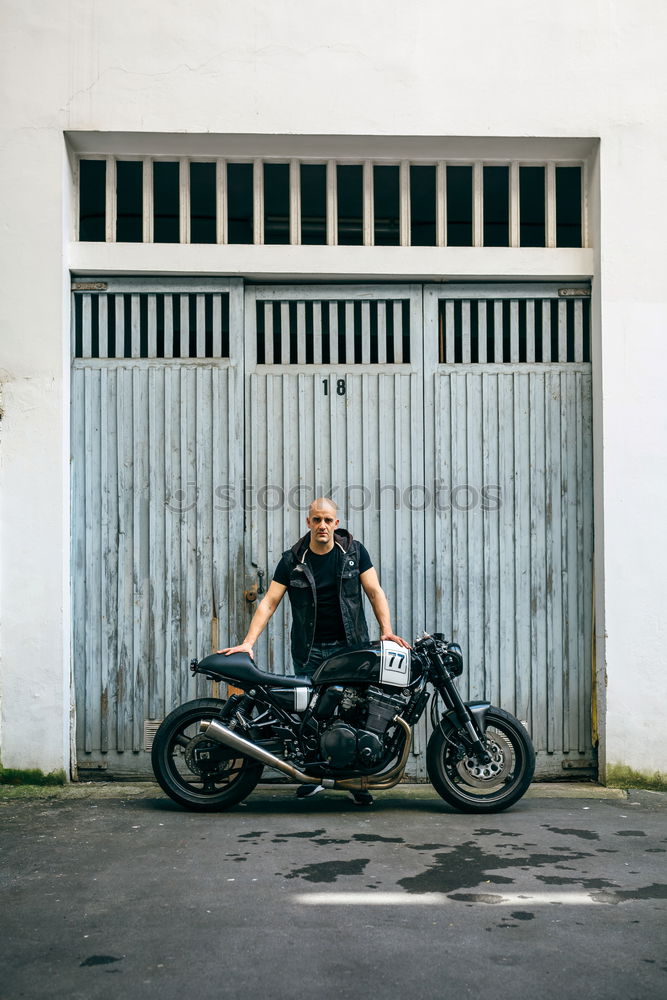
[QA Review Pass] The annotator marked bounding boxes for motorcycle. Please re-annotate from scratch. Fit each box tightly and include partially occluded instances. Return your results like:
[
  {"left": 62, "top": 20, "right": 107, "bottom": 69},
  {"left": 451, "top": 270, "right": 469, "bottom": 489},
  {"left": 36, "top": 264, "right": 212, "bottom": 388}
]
[{"left": 151, "top": 633, "right": 535, "bottom": 813}]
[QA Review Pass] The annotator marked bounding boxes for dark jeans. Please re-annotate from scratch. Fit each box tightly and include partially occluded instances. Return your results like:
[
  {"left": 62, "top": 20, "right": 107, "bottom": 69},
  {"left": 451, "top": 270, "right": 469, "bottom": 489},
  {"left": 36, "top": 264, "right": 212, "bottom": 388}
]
[{"left": 294, "top": 641, "right": 347, "bottom": 680}]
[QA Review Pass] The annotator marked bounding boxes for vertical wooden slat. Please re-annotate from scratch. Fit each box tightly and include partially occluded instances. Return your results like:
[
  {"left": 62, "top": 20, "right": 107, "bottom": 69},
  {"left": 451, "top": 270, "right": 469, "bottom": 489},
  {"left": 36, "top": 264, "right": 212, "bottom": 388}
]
[
  {"left": 131, "top": 367, "right": 148, "bottom": 750},
  {"left": 393, "top": 301, "right": 403, "bottom": 363},
  {"left": 542, "top": 297, "right": 551, "bottom": 362},
  {"left": 574, "top": 299, "right": 584, "bottom": 362},
  {"left": 558, "top": 299, "right": 568, "bottom": 362},
  {"left": 163, "top": 294, "right": 174, "bottom": 359},
  {"left": 81, "top": 295, "right": 92, "bottom": 358},
  {"left": 131, "top": 294, "right": 141, "bottom": 358},
  {"left": 377, "top": 301, "right": 387, "bottom": 364},
  {"left": 280, "top": 302, "right": 290, "bottom": 364},
  {"left": 329, "top": 301, "right": 339, "bottom": 364},
  {"left": 482, "top": 371, "right": 500, "bottom": 705},
  {"left": 510, "top": 299, "right": 520, "bottom": 363},
  {"left": 476, "top": 300, "right": 487, "bottom": 364},
  {"left": 361, "top": 300, "right": 371, "bottom": 365},
  {"left": 263, "top": 301, "right": 274, "bottom": 365},
  {"left": 529, "top": 372, "right": 546, "bottom": 743},
  {"left": 525, "top": 299, "right": 536, "bottom": 363},
  {"left": 148, "top": 366, "right": 165, "bottom": 719},
  {"left": 461, "top": 300, "right": 471, "bottom": 364},
  {"left": 562, "top": 368, "right": 578, "bottom": 753},
  {"left": 196, "top": 293, "right": 206, "bottom": 358},
  {"left": 444, "top": 300, "right": 455, "bottom": 364},
  {"left": 180, "top": 294, "right": 190, "bottom": 359},
  {"left": 97, "top": 294, "right": 109, "bottom": 359},
  {"left": 83, "top": 368, "right": 99, "bottom": 752},
  {"left": 514, "top": 371, "right": 531, "bottom": 724},
  {"left": 296, "top": 301, "right": 306, "bottom": 364},
  {"left": 212, "top": 294, "right": 223, "bottom": 359},
  {"left": 498, "top": 374, "right": 516, "bottom": 709},
  {"left": 494, "top": 300, "right": 503, "bottom": 364},
  {"left": 115, "top": 367, "right": 133, "bottom": 752},
  {"left": 450, "top": 374, "right": 468, "bottom": 676},
  {"left": 147, "top": 295, "right": 157, "bottom": 358},
  {"left": 345, "top": 301, "right": 355, "bottom": 363},
  {"left": 466, "top": 372, "right": 484, "bottom": 699},
  {"left": 545, "top": 369, "right": 564, "bottom": 753},
  {"left": 114, "top": 294, "right": 125, "bottom": 361},
  {"left": 312, "top": 301, "right": 323, "bottom": 365}
]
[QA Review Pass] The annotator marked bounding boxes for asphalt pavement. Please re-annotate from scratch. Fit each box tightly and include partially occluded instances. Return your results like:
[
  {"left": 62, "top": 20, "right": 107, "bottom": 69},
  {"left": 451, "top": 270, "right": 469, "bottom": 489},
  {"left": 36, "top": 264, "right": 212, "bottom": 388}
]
[{"left": 1, "top": 782, "right": 665, "bottom": 1000}]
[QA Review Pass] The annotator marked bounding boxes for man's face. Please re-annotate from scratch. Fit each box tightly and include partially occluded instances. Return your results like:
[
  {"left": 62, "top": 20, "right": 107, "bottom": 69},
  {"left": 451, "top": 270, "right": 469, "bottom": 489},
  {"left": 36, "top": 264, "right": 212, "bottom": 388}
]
[{"left": 306, "top": 504, "right": 339, "bottom": 547}]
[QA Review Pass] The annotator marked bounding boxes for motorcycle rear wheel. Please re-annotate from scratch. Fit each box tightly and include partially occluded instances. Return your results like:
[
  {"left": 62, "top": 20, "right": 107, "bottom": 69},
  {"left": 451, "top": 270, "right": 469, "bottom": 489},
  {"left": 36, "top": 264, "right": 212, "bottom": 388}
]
[
  {"left": 151, "top": 698, "right": 264, "bottom": 812},
  {"left": 426, "top": 707, "right": 535, "bottom": 813}
]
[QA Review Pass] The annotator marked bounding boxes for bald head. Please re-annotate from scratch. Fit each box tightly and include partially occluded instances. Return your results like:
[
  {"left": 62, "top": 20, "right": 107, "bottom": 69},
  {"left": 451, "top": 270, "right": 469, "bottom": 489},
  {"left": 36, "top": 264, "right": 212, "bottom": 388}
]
[{"left": 308, "top": 496, "right": 338, "bottom": 517}]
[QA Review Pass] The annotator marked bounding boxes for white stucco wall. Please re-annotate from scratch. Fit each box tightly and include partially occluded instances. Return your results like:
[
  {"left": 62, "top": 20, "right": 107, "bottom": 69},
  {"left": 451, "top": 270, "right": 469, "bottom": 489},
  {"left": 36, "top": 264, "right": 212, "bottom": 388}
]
[{"left": 1, "top": 0, "right": 666, "bottom": 779}]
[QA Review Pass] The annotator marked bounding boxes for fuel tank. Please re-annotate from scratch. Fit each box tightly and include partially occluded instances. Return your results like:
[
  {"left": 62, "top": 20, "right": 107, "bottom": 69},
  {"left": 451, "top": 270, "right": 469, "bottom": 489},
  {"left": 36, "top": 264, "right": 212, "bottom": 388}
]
[{"left": 312, "top": 641, "right": 421, "bottom": 688}]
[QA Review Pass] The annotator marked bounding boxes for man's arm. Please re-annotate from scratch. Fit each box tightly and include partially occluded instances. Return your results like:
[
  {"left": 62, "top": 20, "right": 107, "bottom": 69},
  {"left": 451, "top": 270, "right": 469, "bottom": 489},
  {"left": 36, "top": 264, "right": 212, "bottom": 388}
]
[
  {"left": 360, "top": 568, "right": 411, "bottom": 648},
  {"left": 219, "top": 581, "right": 287, "bottom": 658}
]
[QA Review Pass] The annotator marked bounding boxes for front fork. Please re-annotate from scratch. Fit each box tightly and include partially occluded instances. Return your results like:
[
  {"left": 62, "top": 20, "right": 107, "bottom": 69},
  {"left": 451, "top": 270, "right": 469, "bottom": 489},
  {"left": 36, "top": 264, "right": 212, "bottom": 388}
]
[{"left": 439, "top": 700, "right": 492, "bottom": 764}]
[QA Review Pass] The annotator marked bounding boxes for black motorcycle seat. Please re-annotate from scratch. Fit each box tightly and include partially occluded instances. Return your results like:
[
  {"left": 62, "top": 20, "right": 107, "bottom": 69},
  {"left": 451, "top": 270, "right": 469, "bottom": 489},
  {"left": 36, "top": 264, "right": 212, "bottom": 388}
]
[{"left": 195, "top": 651, "right": 312, "bottom": 689}]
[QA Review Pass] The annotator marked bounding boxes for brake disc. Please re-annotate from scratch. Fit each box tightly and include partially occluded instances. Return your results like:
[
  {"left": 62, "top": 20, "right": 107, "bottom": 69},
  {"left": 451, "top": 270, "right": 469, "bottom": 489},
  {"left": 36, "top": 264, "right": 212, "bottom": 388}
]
[{"left": 456, "top": 728, "right": 514, "bottom": 786}]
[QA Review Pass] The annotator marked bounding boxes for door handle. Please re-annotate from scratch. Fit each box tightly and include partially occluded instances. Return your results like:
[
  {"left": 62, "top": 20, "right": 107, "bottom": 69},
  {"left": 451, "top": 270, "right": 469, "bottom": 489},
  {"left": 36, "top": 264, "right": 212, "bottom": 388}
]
[{"left": 244, "top": 570, "right": 265, "bottom": 603}]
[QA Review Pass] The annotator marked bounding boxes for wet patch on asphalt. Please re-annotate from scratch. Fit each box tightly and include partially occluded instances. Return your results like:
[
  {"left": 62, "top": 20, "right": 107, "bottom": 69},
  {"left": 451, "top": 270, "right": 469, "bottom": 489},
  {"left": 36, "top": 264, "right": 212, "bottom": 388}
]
[
  {"left": 283, "top": 858, "right": 370, "bottom": 883},
  {"left": 615, "top": 830, "right": 647, "bottom": 837},
  {"left": 351, "top": 833, "right": 403, "bottom": 844},
  {"left": 80, "top": 955, "right": 122, "bottom": 967},
  {"left": 535, "top": 874, "right": 618, "bottom": 889},
  {"left": 592, "top": 883, "right": 667, "bottom": 904},
  {"left": 541, "top": 826, "right": 600, "bottom": 841},
  {"left": 397, "top": 841, "right": 592, "bottom": 894}
]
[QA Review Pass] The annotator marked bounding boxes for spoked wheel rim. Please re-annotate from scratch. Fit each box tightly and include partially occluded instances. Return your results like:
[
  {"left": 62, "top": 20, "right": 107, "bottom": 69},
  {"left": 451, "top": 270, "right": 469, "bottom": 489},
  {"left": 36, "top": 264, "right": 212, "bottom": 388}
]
[{"left": 165, "top": 714, "right": 250, "bottom": 798}]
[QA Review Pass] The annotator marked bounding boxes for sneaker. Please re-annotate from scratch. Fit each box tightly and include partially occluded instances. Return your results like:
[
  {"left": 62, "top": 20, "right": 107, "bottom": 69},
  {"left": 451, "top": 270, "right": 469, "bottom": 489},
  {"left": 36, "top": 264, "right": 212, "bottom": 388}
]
[
  {"left": 348, "top": 789, "right": 374, "bottom": 806},
  {"left": 296, "top": 783, "right": 324, "bottom": 799}
]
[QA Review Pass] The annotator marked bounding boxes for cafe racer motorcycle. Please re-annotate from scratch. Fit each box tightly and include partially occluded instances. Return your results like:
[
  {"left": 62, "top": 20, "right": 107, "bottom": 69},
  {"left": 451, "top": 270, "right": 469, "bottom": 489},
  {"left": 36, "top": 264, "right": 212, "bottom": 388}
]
[{"left": 151, "top": 633, "right": 535, "bottom": 813}]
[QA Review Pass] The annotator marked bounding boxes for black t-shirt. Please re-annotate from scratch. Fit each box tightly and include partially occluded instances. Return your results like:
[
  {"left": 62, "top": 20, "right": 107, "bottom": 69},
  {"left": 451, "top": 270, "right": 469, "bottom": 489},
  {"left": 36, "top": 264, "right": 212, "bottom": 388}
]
[{"left": 273, "top": 544, "right": 372, "bottom": 643}]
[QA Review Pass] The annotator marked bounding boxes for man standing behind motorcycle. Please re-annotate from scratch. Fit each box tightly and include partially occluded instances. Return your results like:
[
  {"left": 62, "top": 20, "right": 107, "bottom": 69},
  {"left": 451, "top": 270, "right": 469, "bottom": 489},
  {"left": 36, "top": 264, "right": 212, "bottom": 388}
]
[
  {"left": 222, "top": 497, "right": 410, "bottom": 676},
  {"left": 221, "top": 497, "right": 409, "bottom": 804}
]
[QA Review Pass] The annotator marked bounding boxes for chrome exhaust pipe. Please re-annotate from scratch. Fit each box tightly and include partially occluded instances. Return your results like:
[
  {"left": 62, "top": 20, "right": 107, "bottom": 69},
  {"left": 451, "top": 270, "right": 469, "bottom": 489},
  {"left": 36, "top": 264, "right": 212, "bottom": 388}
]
[{"left": 200, "top": 718, "right": 332, "bottom": 787}]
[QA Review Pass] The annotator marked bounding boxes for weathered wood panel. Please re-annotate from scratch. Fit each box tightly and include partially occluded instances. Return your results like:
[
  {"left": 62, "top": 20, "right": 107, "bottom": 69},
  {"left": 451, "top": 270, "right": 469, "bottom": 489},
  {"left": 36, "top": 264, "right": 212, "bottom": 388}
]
[
  {"left": 423, "top": 284, "right": 594, "bottom": 777},
  {"left": 72, "top": 279, "right": 243, "bottom": 776}
]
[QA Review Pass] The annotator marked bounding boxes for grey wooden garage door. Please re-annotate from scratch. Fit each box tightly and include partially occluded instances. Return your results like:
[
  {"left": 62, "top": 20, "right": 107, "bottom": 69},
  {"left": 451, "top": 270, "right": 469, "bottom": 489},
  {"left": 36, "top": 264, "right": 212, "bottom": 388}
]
[{"left": 71, "top": 279, "right": 593, "bottom": 778}]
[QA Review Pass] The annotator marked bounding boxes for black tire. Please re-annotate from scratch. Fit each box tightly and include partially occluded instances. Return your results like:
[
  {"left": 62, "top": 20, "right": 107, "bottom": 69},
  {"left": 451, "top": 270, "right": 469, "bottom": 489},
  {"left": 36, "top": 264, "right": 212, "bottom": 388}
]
[
  {"left": 426, "top": 707, "right": 535, "bottom": 813},
  {"left": 151, "top": 698, "right": 263, "bottom": 812}
]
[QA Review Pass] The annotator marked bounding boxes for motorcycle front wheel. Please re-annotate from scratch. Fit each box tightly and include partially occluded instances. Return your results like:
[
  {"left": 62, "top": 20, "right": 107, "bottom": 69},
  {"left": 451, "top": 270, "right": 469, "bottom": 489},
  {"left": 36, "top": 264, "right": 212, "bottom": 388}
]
[
  {"left": 151, "top": 698, "right": 264, "bottom": 811},
  {"left": 426, "top": 707, "right": 535, "bottom": 813}
]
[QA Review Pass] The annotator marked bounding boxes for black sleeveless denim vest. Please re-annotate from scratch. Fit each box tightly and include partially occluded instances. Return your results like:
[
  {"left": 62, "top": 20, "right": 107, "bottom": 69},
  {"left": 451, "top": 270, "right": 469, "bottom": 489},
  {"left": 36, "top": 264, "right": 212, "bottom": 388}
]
[{"left": 280, "top": 529, "right": 370, "bottom": 666}]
